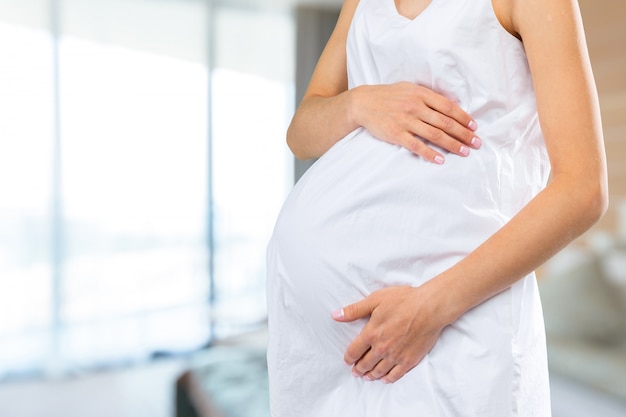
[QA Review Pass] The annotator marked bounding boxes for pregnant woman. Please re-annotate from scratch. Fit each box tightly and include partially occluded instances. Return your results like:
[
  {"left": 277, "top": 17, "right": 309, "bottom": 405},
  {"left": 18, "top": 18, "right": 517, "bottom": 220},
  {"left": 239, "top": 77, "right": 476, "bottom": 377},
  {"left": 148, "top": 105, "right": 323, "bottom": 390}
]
[{"left": 267, "top": 0, "right": 608, "bottom": 415}]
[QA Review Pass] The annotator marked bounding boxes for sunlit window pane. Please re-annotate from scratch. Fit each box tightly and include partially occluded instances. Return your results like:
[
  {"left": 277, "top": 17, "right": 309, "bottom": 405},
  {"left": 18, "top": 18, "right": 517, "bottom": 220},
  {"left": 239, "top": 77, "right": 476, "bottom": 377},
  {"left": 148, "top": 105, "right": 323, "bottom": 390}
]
[
  {"left": 0, "top": 0, "right": 296, "bottom": 377},
  {"left": 58, "top": 37, "right": 210, "bottom": 363},
  {"left": 211, "top": 7, "right": 294, "bottom": 337},
  {"left": 0, "top": 21, "right": 55, "bottom": 374}
]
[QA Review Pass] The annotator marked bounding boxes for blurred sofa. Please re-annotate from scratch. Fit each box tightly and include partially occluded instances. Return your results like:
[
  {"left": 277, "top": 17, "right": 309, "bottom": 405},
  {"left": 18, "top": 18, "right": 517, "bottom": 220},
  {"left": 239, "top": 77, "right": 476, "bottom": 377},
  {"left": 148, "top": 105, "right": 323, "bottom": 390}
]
[
  {"left": 175, "top": 334, "right": 270, "bottom": 417},
  {"left": 538, "top": 238, "right": 626, "bottom": 401}
]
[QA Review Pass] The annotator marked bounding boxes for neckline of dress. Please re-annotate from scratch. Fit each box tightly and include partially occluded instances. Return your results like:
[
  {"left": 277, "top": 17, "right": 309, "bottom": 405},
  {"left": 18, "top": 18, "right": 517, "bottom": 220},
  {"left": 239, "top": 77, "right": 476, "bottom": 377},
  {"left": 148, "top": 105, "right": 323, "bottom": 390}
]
[{"left": 391, "top": 0, "right": 436, "bottom": 22}]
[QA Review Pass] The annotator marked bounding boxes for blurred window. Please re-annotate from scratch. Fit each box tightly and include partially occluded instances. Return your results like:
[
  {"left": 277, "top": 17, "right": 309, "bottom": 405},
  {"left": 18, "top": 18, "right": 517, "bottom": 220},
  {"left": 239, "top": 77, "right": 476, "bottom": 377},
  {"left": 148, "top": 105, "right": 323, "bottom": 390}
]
[
  {"left": 0, "top": 0, "right": 293, "bottom": 378},
  {"left": 0, "top": 18, "right": 56, "bottom": 376},
  {"left": 211, "top": 6, "right": 294, "bottom": 338}
]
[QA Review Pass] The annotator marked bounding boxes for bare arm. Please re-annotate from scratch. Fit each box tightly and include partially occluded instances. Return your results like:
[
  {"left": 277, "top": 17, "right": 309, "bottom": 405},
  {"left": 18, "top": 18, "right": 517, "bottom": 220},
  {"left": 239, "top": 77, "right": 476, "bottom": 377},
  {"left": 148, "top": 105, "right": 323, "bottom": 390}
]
[
  {"left": 334, "top": 0, "right": 608, "bottom": 383},
  {"left": 434, "top": 0, "right": 608, "bottom": 319},
  {"left": 288, "top": 0, "right": 480, "bottom": 163}
]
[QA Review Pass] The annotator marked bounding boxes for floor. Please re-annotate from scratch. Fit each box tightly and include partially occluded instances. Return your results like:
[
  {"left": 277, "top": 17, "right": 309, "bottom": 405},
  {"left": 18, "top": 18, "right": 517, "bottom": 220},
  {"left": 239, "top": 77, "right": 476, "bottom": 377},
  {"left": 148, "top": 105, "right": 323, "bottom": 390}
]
[
  {"left": 0, "top": 358, "right": 189, "bottom": 417},
  {"left": 550, "top": 373, "right": 626, "bottom": 417},
  {"left": 0, "top": 358, "right": 624, "bottom": 417}
]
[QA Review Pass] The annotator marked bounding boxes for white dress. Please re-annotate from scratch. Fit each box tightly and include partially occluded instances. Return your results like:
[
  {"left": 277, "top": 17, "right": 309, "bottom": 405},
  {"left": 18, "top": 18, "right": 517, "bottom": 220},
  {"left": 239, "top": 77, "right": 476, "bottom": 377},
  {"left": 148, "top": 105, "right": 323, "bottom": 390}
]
[{"left": 267, "top": 0, "right": 552, "bottom": 415}]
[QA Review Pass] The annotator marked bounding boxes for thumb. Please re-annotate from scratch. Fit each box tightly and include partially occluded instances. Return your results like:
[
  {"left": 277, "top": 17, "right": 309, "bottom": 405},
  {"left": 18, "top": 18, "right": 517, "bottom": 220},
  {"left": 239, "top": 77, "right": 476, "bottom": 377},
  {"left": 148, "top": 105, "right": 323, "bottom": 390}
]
[{"left": 332, "top": 296, "right": 377, "bottom": 322}]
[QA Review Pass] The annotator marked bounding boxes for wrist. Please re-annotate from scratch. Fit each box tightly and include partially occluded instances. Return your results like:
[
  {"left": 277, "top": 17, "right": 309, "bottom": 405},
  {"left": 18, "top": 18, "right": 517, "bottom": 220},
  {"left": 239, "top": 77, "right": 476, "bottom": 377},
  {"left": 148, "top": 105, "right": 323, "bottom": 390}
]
[
  {"left": 346, "top": 85, "right": 369, "bottom": 129},
  {"left": 419, "top": 274, "right": 467, "bottom": 327}
]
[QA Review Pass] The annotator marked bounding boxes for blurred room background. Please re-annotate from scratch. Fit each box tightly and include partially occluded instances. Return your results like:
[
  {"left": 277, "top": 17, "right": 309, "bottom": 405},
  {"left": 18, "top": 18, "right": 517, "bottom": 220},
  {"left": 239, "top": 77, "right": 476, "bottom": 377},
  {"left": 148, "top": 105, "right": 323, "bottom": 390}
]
[{"left": 0, "top": 0, "right": 624, "bottom": 416}]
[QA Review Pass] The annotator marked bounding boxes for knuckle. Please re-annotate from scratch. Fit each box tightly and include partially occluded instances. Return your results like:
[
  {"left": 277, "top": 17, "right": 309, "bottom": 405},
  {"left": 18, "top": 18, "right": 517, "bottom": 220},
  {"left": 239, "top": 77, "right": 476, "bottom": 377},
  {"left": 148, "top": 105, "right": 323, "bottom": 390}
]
[
  {"left": 442, "top": 99, "right": 456, "bottom": 114},
  {"left": 396, "top": 353, "right": 409, "bottom": 364},
  {"left": 413, "top": 84, "right": 427, "bottom": 96},
  {"left": 369, "top": 290, "right": 383, "bottom": 303},
  {"left": 428, "top": 127, "right": 443, "bottom": 141},
  {"left": 406, "top": 139, "right": 423, "bottom": 155},
  {"left": 386, "top": 124, "right": 398, "bottom": 136},
  {"left": 401, "top": 101, "right": 418, "bottom": 115},
  {"left": 388, "top": 373, "right": 402, "bottom": 383},
  {"left": 371, "top": 345, "right": 387, "bottom": 358},
  {"left": 387, "top": 126, "right": 403, "bottom": 142},
  {"left": 404, "top": 137, "right": 417, "bottom": 150},
  {"left": 423, "top": 148, "right": 438, "bottom": 162},
  {"left": 397, "top": 359, "right": 412, "bottom": 369},
  {"left": 344, "top": 347, "right": 360, "bottom": 363},
  {"left": 353, "top": 364, "right": 366, "bottom": 374},
  {"left": 399, "top": 356, "right": 417, "bottom": 369},
  {"left": 344, "top": 304, "right": 356, "bottom": 316},
  {"left": 387, "top": 352, "right": 402, "bottom": 365},
  {"left": 440, "top": 116, "right": 455, "bottom": 131},
  {"left": 367, "top": 371, "right": 381, "bottom": 380},
  {"left": 361, "top": 330, "right": 376, "bottom": 345}
]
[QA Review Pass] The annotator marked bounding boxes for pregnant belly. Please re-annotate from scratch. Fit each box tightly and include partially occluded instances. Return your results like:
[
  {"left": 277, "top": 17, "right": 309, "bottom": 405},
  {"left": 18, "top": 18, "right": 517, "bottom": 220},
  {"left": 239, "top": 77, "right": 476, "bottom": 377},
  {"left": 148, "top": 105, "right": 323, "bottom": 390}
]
[
  {"left": 266, "top": 129, "right": 545, "bottom": 416},
  {"left": 273, "top": 128, "right": 507, "bottom": 285},
  {"left": 267, "top": 128, "right": 508, "bottom": 365}
]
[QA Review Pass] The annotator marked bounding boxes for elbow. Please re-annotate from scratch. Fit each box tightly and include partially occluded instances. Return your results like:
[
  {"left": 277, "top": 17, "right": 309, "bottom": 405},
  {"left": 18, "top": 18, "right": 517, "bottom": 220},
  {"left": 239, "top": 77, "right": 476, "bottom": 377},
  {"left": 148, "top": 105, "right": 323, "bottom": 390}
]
[
  {"left": 553, "top": 168, "right": 609, "bottom": 232},
  {"left": 286, "top": 124, "right": 311, "bottom": 161},
  {"left": 591, "top": 182, "right": 610, "bottom": 224},
  {"left": 551, "top": 150, "right": 609, "bottom": 227},
  {"left": 581, "top": 175, "right": 609, "bottom": 227},
  {"left": 286, "top": 130, "right": 302, "bottom": 160}
]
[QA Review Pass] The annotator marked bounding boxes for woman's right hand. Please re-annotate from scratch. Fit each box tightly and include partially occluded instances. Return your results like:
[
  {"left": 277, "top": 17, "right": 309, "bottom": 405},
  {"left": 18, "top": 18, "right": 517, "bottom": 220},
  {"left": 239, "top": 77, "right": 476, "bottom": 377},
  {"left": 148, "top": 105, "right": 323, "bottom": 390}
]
[
  {"left": 351, "top": 82, "right": 481, "bottom": 164},
  {"left": 286, "top": 0, "right": 479, "bottom": 163}
]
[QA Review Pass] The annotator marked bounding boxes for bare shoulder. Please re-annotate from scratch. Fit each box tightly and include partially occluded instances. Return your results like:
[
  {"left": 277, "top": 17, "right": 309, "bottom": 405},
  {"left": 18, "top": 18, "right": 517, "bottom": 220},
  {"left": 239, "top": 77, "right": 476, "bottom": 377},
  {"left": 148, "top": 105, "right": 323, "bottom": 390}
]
[
  {"left": 502, "top": 0, "right": 603, "bottom": 177},
  {"left": 504, "top": 0, "right": 588, "bottom": 42}
]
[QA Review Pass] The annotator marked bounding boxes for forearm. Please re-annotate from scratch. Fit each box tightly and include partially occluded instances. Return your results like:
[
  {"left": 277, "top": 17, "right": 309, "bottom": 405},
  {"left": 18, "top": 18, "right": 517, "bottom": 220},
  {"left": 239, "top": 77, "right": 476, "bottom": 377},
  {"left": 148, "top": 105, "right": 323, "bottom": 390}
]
[
  {"left": 430, "top": 173, "right": 608, "bottom": 326},
  {"left": 286, "top": 89, "right": 361, "bottom": 160}
]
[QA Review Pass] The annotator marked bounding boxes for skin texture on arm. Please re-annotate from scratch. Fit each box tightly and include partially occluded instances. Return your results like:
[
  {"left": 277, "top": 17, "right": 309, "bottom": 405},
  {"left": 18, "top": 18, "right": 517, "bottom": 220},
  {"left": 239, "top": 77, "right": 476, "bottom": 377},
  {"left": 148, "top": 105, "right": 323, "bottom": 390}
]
[
  {"left": 333, "top": 0, "right": 609, "bottom": 384},
  {"left": 287, "top": 0, "right": 481, "bottom": 163}
]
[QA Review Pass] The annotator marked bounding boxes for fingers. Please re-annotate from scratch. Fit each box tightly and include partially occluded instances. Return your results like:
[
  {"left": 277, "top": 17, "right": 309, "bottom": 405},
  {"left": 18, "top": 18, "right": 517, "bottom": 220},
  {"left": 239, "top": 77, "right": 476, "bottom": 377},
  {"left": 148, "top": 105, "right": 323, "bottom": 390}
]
[
  {"left": 360, "top": 83, "right": 482, "bottom": 163},
  {"left": 351, "top": 349, "right": 382, "bottom": 378},
  {"left": 423, "top": 89, "right": 477, "bottom": 134},
  {"left": 393, "top": 132, "right": 442, "bottom": 164},
  {"left": 333, "top": 292, "right": 383, "bottom": 364},
  {"left": 406, "top": 87, "right": 482, "bottom": 160},
  {"left": 360, "top": 358, "right": 394, "bottom": 381},
  {"left": 335, "top": 284, "right": 443, "bottom": 384},
  {"left": 332, "top": 296, "right": 377, "bottom": 323},
  {"left": 420, "top": 111, "right": 482, "bottom": 151},
  {"left": 393, "top": 113, "right": 481, "bottom": 164},
  {"left": 343, "top": 334, "right": 371, "bottom": 365},
  {"left": 381, "top": 364, "right": 414, "bottom": 384},
  {"left": 352, "top": 356, "right": 414, "bottom": 384},
  {"left": 409, "top": 119, "right": 479, "bottom": 159}
]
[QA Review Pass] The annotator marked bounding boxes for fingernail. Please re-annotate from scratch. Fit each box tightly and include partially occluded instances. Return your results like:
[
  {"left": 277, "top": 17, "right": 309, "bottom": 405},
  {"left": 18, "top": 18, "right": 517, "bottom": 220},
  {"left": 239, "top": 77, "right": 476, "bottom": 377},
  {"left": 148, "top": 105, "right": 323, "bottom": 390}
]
[
  {"left": 459, "top": 145, "right": 470, "bottom": 157},
  {"left": 364, "top": 374, "right": 374, "bottom": 381},
  {"left": 331, "top": 308, "right": 344, "bottom": 320},
  {"left": 381, "top": 379, "right": 391, "bottom": 385},
  {"left": 434, "top": 155, "right": 445, "bottom": 165},
  {"left": 470, "top": 136, "right": 482, "bottom": 148},
  {"left": 468, "top": 120, "right": 478, "bottom": 130},
  {"left": 352, "top": 370, "right": 361, "bottom": 378}
]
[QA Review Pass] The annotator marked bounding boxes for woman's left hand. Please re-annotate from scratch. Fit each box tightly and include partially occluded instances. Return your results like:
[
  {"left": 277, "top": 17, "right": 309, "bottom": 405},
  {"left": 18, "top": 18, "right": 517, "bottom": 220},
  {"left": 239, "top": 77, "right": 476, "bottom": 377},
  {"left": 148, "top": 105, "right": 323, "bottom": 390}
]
[{"left": 332, "top": 284, "right": 451, "bottom": 384}]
